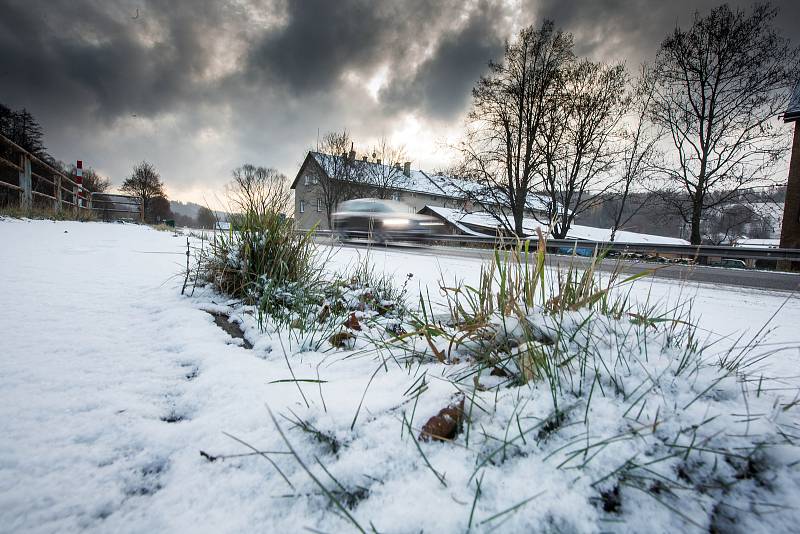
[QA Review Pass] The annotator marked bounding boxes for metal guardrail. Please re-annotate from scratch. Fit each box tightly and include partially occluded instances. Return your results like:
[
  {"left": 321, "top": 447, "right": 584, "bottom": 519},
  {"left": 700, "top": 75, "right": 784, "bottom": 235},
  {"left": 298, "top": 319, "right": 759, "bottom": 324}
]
[{"left": 309, "top": 229, "right": 800, "bottom": 262}]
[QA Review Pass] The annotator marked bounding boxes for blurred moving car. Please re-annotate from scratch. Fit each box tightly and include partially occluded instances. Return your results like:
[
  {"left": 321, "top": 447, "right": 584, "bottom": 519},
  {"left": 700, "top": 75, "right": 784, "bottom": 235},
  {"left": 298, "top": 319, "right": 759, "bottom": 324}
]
[
  {"left": 332, "top": 198, "right": 442, "bottom": 242},
  {"left": 712, "top": 258, "right": 748, "bottom": 269}
]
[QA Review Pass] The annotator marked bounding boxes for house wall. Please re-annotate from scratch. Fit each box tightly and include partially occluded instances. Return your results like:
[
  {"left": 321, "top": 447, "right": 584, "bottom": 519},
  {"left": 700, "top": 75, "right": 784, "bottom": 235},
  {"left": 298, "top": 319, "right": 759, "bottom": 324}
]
[
  {"left": 292, "top": 166, "right": 470, "bottom": 230},
  {"left": 293, "top": 179, "right": 330, "bottom": 230}
]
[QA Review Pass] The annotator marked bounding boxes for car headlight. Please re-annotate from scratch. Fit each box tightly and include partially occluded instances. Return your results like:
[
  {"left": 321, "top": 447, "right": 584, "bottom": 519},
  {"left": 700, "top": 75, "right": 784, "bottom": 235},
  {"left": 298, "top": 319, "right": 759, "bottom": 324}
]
[
  {"left": 383, "top": 218, "right": 411, "bottom": 227},
  {"left": 419, "top": 222, "right": 443, "bottom": 226}
]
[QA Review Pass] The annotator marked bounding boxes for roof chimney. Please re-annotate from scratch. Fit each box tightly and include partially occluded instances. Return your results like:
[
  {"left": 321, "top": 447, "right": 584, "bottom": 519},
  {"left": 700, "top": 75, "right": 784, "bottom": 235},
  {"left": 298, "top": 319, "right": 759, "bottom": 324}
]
[
  {"left": 376, "top": 158, "right": 381, "bottom": 165},
  {"left": 362, "top": 155, "right": 367, "bottom": 162},
  {"left": 348, "top": 142, "right": 356, "bottom": 162},
  {"left": 403, "top": 161, "right": 411, "bottom": 177}
]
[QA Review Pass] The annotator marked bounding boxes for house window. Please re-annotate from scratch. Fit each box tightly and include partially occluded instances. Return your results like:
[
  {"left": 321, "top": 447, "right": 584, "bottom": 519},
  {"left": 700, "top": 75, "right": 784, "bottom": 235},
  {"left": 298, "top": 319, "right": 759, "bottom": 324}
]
[
  {"left": 304, "top": 175, "right": 310, "bottom": 186},
  {"left": 313, "top": 176, "right": 319, "bottom": 185},
  {"left": 391, "top": 192, "right": 400, "bottom": 201},
  {"left": 317, "top": 198, "right": 323, "bottom": 212},
  {"left": 299, "top": 200, "right": 305, "bottom": 213}
]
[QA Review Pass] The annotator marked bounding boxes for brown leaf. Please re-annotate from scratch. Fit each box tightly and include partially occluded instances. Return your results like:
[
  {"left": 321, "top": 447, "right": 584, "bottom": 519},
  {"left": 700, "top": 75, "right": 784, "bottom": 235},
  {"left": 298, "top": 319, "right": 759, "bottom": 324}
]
[
  {"left": 423, "top": 332, "right": 444, "bottom": 362},
  {"left": 329, "top": 331, "right": 355, "bottom": 348},
  {"left": 344, "top": 312, "right": 362, "bottom": 331},
  {"left": 419, "top": 395, "right": 465, "bottom": 442},
  {"left": 490, "top": 366, "right": 509, "bottom": 377}
]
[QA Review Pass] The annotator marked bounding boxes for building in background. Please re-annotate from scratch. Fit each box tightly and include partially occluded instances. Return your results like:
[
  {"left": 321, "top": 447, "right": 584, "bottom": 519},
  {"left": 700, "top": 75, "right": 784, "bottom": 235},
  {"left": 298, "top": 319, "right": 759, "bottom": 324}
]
[{"left": 290, "top": 151, "right": 553, "bottom": 230}]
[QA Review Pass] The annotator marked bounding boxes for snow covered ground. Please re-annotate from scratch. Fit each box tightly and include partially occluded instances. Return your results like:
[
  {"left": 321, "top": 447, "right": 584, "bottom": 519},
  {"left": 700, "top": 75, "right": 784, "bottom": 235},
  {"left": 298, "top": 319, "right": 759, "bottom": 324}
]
[{"left": 1, "top": 219, "right": 799, "bottom": 533}]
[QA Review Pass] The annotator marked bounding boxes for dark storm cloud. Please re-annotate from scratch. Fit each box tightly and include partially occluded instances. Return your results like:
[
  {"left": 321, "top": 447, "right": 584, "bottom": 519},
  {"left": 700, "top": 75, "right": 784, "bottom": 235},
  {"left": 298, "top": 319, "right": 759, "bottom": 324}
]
[
  {"left": 243, "top": 0, "right": 476, "bottom": 96},
  {"left": 531, "top": 0, "right": 800, "bottom": 65},
  {"left": 0, "top": 0, "right": 234, "bottom": 123},
  {"left": 244, "top": 0, "right": 388, "bottom": 94},
  {"left": 379, "top": 1, "right": 505, "bottom": 121}
]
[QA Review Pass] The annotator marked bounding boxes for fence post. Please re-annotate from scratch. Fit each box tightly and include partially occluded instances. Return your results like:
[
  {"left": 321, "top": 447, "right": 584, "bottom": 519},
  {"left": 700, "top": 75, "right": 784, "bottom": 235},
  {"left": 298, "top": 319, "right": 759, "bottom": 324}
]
[
  {"left": 54, "top": 174, "right": 62, "bottom": 211},
  {"left": 72, "top": 180, "right": 78, "bottom": 215},
  {"left": 73, "top": 160, "right": 83, "bottom": 215},
  {"left": 19, "top": 154, "right": 31, "bottom": 210}
]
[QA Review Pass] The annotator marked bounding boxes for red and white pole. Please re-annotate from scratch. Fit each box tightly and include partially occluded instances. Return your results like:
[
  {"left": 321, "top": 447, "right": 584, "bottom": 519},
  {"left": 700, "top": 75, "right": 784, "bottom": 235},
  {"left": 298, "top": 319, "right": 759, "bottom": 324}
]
[{"left": 76, "top": 160, "right": 84, "bottom": 207}]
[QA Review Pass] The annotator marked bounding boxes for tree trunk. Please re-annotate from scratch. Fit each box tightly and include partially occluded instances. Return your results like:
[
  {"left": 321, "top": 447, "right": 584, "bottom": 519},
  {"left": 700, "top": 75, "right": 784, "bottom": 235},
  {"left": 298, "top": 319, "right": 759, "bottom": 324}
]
[
  {"left": 514, "top": 210, "right": 524, "bottom": 237},
  {"left": 689, "top": 190, "right": 703, "bottom": 245}
]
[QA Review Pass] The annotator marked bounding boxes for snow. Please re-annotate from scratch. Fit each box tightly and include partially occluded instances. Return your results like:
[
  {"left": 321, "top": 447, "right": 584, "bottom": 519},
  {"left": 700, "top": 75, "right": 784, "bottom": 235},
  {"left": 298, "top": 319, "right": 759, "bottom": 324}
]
[
  {"left": 735, "top": 238, "right": 781, "bottom": 248},
  {"left": 566, "top": 223, "right": 690, "bottom": 244},
  {"left": 425, "top": 205, "right": 690, "bottom": 244},
  {"left": 2, "top": 218, "right": 799, "bottom": 533}
]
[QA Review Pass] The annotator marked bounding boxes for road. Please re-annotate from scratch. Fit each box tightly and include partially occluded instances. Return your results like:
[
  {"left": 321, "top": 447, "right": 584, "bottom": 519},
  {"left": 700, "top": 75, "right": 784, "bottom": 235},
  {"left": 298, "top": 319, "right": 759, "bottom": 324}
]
[{"left": 329, "top": 239, "right": 800, "bottom": 292}]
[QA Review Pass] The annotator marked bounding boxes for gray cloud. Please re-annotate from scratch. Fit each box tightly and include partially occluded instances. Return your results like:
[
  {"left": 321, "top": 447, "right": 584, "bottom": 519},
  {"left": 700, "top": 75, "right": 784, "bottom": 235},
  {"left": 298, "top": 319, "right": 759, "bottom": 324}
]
[
  {"left": 0, "top": 1, "right": 240, "bottom": 124},
  {"left": 244, "top": 0, "right": 390, "bottom": 94},
  {"left": 0, "top": 0, "right": 797, "bottom": 201},
  {"left": 531, "top": 0, "right": 800, "bottom": 65},
  {"left": 379, "top": 1, "right": 505, "bottom": 120}
]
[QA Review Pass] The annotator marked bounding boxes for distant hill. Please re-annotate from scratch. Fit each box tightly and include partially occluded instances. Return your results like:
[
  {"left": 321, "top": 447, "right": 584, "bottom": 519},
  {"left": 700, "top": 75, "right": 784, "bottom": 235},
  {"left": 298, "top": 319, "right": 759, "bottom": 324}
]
[
  {"left": 170, "top": 200, "right": 203, "bottom": 218},
  {"left": 170, "top": 200, "right": 229, "bottom": 224}
]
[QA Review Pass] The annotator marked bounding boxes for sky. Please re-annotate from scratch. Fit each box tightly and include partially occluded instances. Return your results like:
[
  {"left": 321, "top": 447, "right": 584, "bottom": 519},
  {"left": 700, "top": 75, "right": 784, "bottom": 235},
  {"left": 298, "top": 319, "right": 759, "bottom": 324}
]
[{"left": 1, "top": 0, "right": 799, "bottom": 206}]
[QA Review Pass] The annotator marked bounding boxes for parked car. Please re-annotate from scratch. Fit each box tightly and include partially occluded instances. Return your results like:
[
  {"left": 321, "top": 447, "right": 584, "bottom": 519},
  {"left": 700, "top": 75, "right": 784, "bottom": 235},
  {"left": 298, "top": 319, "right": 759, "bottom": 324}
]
[
  {"left": 712, "top": 258, "right": 748, "bottom": 269},
  {"left": 332, "top": 199, "right": 442, "bottom": 242},
  {"left": 556, "top": 246, "right": 594, "bottom": 257}
]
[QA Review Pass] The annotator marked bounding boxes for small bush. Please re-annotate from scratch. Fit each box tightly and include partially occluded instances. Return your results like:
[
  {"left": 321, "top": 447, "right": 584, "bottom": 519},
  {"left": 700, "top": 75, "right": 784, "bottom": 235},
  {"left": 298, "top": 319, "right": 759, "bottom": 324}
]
[
  {"left": 193, "top": 165, "right": 413, "bottom": 352},
  {"left": 197, "top": 165, "right": 318, "bottom": 301}
]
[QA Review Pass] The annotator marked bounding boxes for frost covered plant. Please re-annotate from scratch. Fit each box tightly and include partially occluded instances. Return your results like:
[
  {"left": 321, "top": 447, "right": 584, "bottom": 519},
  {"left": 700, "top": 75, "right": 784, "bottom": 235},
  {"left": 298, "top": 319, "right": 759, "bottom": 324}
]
[
  {"left": 223, "top": 239, "right": 799, "bottom": 532},
  {"left": 195, "top": 165, "right": 319, "bottom": 301},
  {"left": 255, "top": 251, "right": 413, "bottom": 352},
  {"left": 200, "top": 213, "right": 319, "bottom": 301},
  {"left": 360, "top": 239, "right": 800, "bottom": 530}
]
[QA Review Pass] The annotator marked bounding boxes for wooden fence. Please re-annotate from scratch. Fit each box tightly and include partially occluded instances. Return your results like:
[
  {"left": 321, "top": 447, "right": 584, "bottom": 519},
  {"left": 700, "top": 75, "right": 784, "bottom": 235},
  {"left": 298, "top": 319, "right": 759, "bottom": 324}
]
[{"left": 0, "top": 133, "right": 141, "bottom": 220}]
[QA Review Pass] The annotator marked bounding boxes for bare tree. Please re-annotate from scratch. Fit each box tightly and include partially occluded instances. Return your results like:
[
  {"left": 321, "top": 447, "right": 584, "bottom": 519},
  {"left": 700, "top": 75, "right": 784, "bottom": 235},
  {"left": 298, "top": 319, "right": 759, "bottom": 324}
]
[
  {"left": 455, "top": 21, "right": 574, "bottom": 236},
  {"left": 196, "top": 206, "right": 216, "bottom": 229},
  {"left": 650, "top": 3, "right": 799, "bottom": 245},
  {"left": 148, "top": 196, "right": 173, "bottom": 223},
  {"left": 609, "top": 65, "right": 662, "bottom": 241},
  {"left": 539, "top": 60, "right": 630, "bottom": 238},
  {"left": 120, "top": 161, "right": 165, "bottom": 223},
  {"left": 309, "top": 130, "right": 366, "bottom": 228},
  {"left": 363, "top": 138, "right": 407, "bottom": 199},
  {"left": 227, "top": 164, "right": 291, "bottom": 217}
]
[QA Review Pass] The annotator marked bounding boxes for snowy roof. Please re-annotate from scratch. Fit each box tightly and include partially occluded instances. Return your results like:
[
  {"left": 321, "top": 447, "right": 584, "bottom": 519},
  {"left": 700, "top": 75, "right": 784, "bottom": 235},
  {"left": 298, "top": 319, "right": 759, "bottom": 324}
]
[
  {"left": 733, "top": 238, "right": 780, "bottom": 248},
  {"left": 566, "top": 224, "right": 690, "bottom": 245},
  {"left": 786, "top": 84, "right": 800, "bottom": 122},
  {"left": 305, "top": 152, "right": 555, "bottom": 213},
  {"left": 425, "top": 206, "right": 690, "bottom": 245},
  {"left": 424, "top": 206, "right": 546, "bottom": 236}
]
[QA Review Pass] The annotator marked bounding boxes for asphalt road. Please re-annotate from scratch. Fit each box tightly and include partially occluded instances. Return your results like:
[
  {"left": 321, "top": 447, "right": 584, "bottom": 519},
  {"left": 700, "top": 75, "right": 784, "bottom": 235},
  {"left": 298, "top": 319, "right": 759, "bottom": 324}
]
[{"left": 328, "top": 239, "right": 800, "bottom": 293}]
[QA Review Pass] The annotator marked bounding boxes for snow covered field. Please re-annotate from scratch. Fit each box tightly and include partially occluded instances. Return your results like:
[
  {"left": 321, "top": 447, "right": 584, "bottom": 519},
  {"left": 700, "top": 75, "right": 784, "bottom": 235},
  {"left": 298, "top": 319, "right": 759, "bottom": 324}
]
[{"left": 1, "top": 219, "right": 799, "bottom": 533}]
